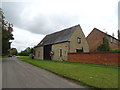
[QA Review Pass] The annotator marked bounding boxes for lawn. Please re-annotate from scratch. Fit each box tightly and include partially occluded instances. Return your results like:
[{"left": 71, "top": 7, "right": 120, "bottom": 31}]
[{"left": 18, "top": 56, "right": 119, "bottom": 88}]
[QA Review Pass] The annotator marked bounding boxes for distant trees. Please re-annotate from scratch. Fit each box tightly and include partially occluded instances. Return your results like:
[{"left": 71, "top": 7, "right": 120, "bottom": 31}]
[
  {"left": 18, "top": 47, "right": 34, "bottom": 56},
  {"left": 1, "top": 8, "right": 14, "bottom": 56},
  {"left": 97, "top": 37, "right": 110, "bottom": 51},
  {"left": 9, "top": 48, "right": 18, "bottom": 55}
]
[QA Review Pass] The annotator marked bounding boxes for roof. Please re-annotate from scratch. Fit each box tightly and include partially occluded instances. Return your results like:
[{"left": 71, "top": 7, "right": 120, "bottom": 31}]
[
  {"left": 87, "top": 28, "right": 120, "bottom": 42},
  {"left": 37, "top": 25, "right": 80, "bottom": 46}
]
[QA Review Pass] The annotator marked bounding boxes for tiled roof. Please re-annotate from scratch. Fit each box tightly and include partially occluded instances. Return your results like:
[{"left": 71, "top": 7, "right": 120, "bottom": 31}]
[
  {"left": 88, "top": 28, "right": 120, "bottom": 41},
  {"left": 37, "top": 25, "right": 80, "bottom": 46}
]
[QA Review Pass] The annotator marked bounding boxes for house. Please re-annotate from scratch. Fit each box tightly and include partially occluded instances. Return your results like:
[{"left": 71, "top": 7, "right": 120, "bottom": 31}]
[
  {"left": 34, "top": 25, "right": 89, "bottom": 61},
  {"left": 86, "top": 28, "right": 120, "bottom": 52}
]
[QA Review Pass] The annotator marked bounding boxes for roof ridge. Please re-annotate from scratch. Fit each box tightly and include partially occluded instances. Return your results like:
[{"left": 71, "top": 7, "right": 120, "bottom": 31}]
[
  {"left": 93, "top": 28, "right": 120, "bottom": 41},
  {"left": 37, "top": 24, "right": 80, "bottom": 46},
  {"left": 47, "top": 24, "right": 80, "bottom": 36}
]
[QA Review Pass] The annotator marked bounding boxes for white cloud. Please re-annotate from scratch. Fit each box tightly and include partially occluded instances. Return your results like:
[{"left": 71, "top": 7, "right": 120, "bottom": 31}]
[
  {"left": 11, "top": 27, "right": 45, "bottom": 52},
  {"left": 2, "top": 0, "right": 119, "bottom": 51}
]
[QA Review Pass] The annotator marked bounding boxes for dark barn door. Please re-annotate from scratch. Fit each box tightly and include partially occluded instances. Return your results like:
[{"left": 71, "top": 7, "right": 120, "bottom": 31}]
[
  {"left": 44, "top": 45, "right": 52, "bottom": 60},
  {"left": 76, "top": 48, "right": 83, "bottom": 53}
]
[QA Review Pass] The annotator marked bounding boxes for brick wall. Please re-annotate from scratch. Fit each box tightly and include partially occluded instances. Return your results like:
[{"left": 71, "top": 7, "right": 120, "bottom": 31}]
[{"left": 68, "top": 52, "right": 120, "bottom": 66}]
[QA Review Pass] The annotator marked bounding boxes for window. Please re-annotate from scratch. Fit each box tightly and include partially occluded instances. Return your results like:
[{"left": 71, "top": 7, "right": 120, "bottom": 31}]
[
  {"left": 60, "top": 49, "right": 62, "bottom": 57},
  {"left": 103, "top": 38, "right": 105, "bottom": 43},
  {"left": 110, "top": 38, "right": 113, "bottom": 43},
  {"left": 77, "top": 37, "right": 81, "bottom": 44},
  {"left": 38, "top": 51, "right": 40, "bottom": 57},
  {"left": 114, "top": 39, "right": 117, "bottom": 44}
]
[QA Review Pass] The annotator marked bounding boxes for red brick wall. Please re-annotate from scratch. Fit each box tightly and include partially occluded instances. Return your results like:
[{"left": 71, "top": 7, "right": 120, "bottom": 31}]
[{"left": 68, "top": 52, "right": 120, "bottom": 66}]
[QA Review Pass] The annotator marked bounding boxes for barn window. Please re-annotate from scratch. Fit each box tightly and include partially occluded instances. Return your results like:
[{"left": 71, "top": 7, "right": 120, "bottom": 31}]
[
  {"left": 77, "top": 37, "right": 81, "bottom": 44},
  {"left": 60, "top": 49, "right": 62, "bottom": 57},
  {"left": 110, "top": 37, "right": 113, "bottom": 43},
  {"left": 38, "top": 51, "right": 40, "bottom": 57},
  {"left": 114, "top": 39, "right": 117, "bottom": 44}
]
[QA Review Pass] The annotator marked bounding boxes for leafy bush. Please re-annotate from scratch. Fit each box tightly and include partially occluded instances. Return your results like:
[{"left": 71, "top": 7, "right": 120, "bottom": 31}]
[{"left": 97, "top": 37, "right": 110, "bottom": 51}]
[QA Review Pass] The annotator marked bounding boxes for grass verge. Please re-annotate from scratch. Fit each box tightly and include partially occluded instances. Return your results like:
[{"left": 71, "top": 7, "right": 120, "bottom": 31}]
[
  {"left": 18, "top": 56, "right": 119, "bottom": 89},
  {"left": 0, "top": 56, "right": 8, "bottom": 58},
  {"left": 110, "top": 49, "right": 120, "bottom": 52}
]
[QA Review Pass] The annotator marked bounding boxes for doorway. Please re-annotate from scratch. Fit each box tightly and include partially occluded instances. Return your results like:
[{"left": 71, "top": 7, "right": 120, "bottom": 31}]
[
  {"left": 44, "top": 45, "right": 52, "bottom": 60},
  {"left": 76, "top": 48, "right": 83, "bottom": 53}
]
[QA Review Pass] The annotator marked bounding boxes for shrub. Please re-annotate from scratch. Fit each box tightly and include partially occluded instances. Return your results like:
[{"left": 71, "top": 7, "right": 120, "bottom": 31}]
[
  {"left": 97, "top": 37, "right": 110, "bottom": 51},
  {"left": 97, "top": 43, "right": 110, "bottom": 51}
]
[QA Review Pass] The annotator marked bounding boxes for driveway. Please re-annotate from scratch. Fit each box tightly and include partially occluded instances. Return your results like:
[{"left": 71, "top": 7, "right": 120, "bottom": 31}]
[{"left": 2, "top": 57, "right": 86, "bottom": 88}]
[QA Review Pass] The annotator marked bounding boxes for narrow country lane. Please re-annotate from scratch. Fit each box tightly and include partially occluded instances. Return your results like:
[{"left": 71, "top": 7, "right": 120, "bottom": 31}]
[{"left": 2, "top": 57, "right": 85, "bottom": 88}]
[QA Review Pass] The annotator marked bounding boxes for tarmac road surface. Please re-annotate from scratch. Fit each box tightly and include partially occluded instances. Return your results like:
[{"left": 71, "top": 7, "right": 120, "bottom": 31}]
[{"left": 2, "top": 57, "right": 86, "bottom": 88}]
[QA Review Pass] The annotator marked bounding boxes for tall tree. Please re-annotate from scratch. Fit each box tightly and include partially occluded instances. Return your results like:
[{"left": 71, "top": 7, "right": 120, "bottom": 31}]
[
  {"left": 1, "top": 8, "right": 14, "bottom": 56},
  {"left": 118, "top": 30, "right": 120, "bottom": 40}
]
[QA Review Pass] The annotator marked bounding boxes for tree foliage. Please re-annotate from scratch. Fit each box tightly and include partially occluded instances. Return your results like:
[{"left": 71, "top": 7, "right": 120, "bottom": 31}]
[
  {"left": 118, "top": 30, "right": 120, "bottom": 40},
  {"left": 18, "top": 47, "right": 34, "bottom": 56},
  {"left": 1, "top": 8, "right": 14, "bottom": 56},
  {"left": 97, "top": 37, "right": 110, "bottom": 51},
  {"left": 9, "top": 48, "right": 18, "bottom": 55}
]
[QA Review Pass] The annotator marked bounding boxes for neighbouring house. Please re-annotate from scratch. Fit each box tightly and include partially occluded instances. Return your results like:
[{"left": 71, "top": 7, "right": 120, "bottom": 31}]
[
  {"left": 34, "top": 25, "right": 89, "bottom": 61},
  {"left": 86, "top": 28, "right": 120, "bottom": 52}
]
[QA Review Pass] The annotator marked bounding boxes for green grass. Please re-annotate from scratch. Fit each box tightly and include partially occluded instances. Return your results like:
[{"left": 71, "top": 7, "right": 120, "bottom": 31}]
[
  {"left": 18, "top": 56, "right": 119, "bottom": 88},
  {"left": 0, "top": 56, "right": 8, "bottom": 58},
  {"left": 110, "top": 49, "right": 120, "bottom": 52}
]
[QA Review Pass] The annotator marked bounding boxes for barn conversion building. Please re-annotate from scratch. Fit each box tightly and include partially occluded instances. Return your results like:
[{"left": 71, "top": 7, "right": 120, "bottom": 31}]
[{"left": 34, "top": 25, "right": 89, "bottom": 61}]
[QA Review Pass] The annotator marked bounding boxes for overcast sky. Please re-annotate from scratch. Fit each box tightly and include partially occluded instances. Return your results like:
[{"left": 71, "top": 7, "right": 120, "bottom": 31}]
[{"left": 1, "top": 0, "right": 119, "bottom": 52}]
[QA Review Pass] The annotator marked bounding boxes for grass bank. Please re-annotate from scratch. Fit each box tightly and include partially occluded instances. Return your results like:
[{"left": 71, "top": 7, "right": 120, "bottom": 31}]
[
  {"left": 0, "top": 56, "right": 8, "bottom": 58},
  {"left": 18, "top": 56, "right": 119, "bottom": 88}
]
